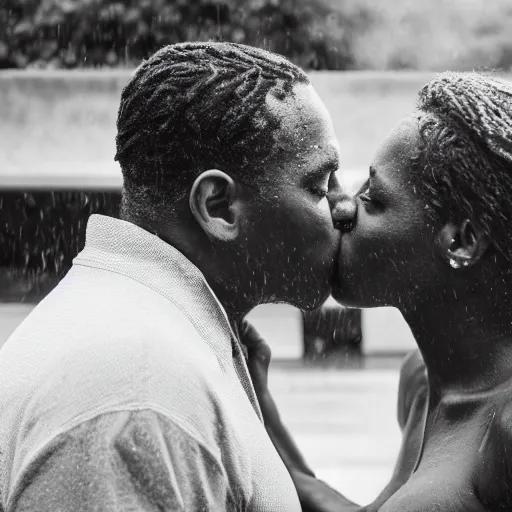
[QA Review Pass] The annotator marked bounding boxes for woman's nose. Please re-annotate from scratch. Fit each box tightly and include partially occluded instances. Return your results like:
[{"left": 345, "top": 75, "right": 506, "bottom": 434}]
[{"left": 329, "top": 192, "right": 357, "bottom": 232}]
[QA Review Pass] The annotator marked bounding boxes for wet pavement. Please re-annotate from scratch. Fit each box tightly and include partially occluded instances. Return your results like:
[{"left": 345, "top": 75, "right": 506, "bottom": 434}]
[{"left": 269, "top": 362, "right": 403, "bottom": 506}]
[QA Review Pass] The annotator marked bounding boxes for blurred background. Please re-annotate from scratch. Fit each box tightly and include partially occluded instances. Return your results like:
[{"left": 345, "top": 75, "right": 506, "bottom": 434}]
[{"left": 1, "top": 0, "right": 511, "bottom": 505}]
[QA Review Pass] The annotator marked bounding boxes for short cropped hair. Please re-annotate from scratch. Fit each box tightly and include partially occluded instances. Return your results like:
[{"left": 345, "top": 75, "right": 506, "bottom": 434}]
[
  {"left": 414, "top": 72, "right": 512, "bottom": 263},
  {"left": 115, "top": 42, "right": 309, "bottom": 222}
]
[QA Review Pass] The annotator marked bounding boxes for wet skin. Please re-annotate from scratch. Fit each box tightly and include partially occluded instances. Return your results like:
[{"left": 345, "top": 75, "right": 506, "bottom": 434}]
[{"left": 359, "top": 350, "right": 512, "bottom": 512}]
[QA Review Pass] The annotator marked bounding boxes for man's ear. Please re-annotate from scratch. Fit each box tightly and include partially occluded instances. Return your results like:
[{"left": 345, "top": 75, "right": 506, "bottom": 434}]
[
  {"left": 437, "top": 219, "right": 489, "bottom": 269},
  {"left": 189, "top": 169, "right": 241, "bottom": 241}
]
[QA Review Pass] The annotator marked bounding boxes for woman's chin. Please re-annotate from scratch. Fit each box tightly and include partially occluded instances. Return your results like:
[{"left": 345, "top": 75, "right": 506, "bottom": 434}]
[
  {"left": 331, "top": 283, "right": 385, "bottom": 309},
  {"left": 331, "top": 284, "right": 360, "bottom": 308}
]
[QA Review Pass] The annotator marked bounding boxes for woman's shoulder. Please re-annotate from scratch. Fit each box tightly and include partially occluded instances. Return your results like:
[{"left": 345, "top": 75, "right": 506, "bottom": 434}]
[
  {"left": 488, "top": 384, "right": 512, "bottom": 441},
  {"left": 474, "top": 381, "right": 512, "bottom": 507},
  {"left": 399, "top": 349, "right": 426, "bottom": 382},
  {"left": 476, "top": 379, "right": 512, "bottom": 479},
  {"left": 397, "top": 349, "right": 428, "bottom": 430}
]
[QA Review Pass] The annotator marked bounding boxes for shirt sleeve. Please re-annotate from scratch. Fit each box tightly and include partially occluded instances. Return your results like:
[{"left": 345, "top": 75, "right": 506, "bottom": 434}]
[{"left": 9, "top": 409, "right": 238, "bottom": 512}]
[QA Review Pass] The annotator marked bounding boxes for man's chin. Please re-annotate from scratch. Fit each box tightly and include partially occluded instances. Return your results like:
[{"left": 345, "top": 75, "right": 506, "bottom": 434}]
[{"left": 299, "top": 289, "right": 331, "bottom": 312}]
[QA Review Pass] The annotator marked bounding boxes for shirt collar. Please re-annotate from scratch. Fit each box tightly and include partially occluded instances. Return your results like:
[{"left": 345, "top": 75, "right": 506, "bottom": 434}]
[{"left": 74, "top": 214, "right": 239, "bottom": 366}]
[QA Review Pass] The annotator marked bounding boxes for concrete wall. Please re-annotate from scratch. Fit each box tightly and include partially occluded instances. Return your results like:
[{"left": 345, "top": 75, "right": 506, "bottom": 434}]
[
  {"left": 3, "top": 69, "right": 511, "bottom": 189},
  {"left": 0, "top": 69, "right": 450, "bottom": 189},
  {"left": 0, "top": 70, "right": 126, "bottom": 189}
]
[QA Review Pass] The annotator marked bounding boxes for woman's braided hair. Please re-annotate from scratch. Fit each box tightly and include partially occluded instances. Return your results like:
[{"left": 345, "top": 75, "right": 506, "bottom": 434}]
[
  {"left": 414, "top": 72, "right": 512, "bottom": 263},
  {"left": 115, "top": 42, "right": 309, "bottom": 222}
]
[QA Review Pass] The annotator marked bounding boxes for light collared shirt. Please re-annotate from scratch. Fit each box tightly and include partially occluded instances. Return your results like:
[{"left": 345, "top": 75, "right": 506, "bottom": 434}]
[{"left": 0, "top": 214, "right": 301, "bottom": 512}]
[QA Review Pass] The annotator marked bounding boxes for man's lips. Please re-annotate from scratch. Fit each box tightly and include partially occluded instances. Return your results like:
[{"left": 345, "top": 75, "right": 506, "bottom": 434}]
[{"left": 330, "top": 215, "right": 354, "bottom": 291}]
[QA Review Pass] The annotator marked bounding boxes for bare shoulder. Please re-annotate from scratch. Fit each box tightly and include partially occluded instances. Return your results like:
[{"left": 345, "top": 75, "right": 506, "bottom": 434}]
[
  {"left": 399, "top": 349, "right": 426, "bottom": 382},
  {"left": 473, "top": 382, "right": 512, "bottom": 508},
  {"left": 397, "top": 349, "right": 428, "bottom": 430},
  {"left": 489, "top": 387, "right": 512, "bottom": 440}
]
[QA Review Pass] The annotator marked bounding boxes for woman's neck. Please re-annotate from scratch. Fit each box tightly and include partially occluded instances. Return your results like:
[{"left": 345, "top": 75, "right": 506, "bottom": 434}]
[{"left": 402, "top": 289, "right": 512, "bottom": 398}]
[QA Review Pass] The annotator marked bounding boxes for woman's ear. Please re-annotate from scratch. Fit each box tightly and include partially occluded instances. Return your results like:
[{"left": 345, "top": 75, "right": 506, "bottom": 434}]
[
  {"left": 437, "top": 219, "right": 489, "bottom": 269},
  {"left": 189, "top": 169, "right": 241, "bottom": 242}
]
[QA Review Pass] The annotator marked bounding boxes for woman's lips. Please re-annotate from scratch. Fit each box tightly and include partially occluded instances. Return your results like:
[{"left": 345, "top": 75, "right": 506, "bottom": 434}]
[
  {"left": 330, "top": 243, "right": 343, "bottom": 290},
  {"left": 333, "top": 196, "right": 357, "bottom": 233}
]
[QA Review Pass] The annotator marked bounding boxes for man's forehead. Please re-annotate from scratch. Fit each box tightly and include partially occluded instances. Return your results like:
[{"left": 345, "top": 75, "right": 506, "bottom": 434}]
[{"left": 269, "top": 83, "right": 339, "bottom": 154}]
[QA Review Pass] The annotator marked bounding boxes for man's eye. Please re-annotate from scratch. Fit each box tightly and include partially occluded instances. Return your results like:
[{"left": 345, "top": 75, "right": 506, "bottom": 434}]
[{"left": 309, "top": 186, "right": 329, "bottom": 198}]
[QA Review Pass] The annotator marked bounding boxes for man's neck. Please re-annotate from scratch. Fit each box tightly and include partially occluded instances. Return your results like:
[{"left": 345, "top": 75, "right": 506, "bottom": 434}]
[
  {"left": 149, "top": 221, "right": 256, "bottom": 334},
  {"left": 402, "top": 288, "right": 512, "bottom": 398}
]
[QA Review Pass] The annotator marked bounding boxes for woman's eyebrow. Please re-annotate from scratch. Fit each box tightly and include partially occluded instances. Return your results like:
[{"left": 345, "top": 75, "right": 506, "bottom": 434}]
[
  {"left": 354, "top": 166, "right": 382, "bottom": 196},
  {"left": 355, "top": 178, "right": 369, "bottom": 196}
]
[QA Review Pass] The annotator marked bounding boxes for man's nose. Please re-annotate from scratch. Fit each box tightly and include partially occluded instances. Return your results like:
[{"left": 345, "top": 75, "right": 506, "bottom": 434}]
[{"left": 329, "top": 191, "right": 357, "bottom": 232}]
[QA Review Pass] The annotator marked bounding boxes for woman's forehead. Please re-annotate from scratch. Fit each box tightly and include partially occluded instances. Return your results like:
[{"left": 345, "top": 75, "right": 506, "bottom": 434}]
[{"left": 373, "top": 116, "right": 421, "bottom": 169}]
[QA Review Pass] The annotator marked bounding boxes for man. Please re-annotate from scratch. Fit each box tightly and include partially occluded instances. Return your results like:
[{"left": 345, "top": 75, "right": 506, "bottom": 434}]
[{"left": 0, "top": 42, "right": 355, "bottom": 511}]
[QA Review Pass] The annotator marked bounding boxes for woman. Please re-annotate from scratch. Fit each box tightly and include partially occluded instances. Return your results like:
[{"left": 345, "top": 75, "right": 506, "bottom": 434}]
[{"left": 242, "top": 71, "right": 512, "bottom": 511}]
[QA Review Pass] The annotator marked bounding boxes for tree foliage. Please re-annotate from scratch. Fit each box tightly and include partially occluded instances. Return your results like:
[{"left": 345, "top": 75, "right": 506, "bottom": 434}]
[
  {"left": 0, "top": 0, "right": 373, "bottom": 70},
  {"left": 0, "top": 191, "right": 120, "bottom": 302}
]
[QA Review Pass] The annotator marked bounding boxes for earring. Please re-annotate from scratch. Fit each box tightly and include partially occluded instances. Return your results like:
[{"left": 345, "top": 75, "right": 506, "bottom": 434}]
[
  {"left": 449, "top": 258, "right": 461, "bottom": 269},
  {"left": 449, "top": 258, "right": 470, "bottom": 269}
]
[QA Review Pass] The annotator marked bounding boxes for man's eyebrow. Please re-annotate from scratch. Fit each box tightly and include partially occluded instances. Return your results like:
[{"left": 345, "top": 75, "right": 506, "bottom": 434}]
[{"left": 304, "top": 158, "right": 339, "bottom": 180}]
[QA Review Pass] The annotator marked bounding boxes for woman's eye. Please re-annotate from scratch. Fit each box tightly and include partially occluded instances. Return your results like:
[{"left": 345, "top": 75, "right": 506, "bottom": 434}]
[
  {"left": 359, "top": 187, "right": 384, "bottom": 211},
  {"left": 358, "top": 185, "right": 372, "bottom": 202}
]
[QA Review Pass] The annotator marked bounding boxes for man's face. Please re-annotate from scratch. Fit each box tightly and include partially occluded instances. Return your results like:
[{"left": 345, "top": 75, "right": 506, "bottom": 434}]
[{"left": 240, "top": 83, "right": 343, "bottom": 310}]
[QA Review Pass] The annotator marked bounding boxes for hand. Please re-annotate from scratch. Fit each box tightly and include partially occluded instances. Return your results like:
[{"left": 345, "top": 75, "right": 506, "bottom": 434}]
[
  {"left": 291, "top": 470, "right": 362, "bottom": 512},
  {"left": 238, "top": 319, "right": 272, "bottom": 396},
  {"left": 239, "top": 319, "right": 317, "bottom": 479}
]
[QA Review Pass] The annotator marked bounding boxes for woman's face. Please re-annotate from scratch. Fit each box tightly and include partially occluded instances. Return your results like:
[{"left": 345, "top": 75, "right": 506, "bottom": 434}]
[{"left": 333, "top": 116, "right": 445, "bottom": 308}]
